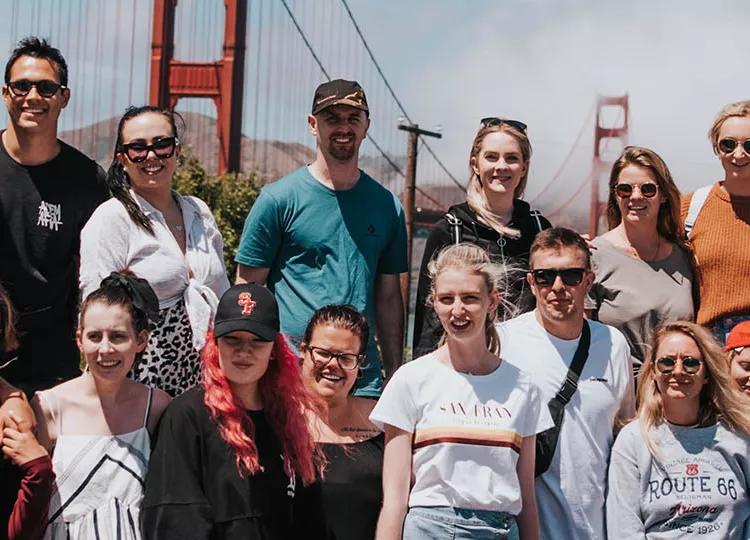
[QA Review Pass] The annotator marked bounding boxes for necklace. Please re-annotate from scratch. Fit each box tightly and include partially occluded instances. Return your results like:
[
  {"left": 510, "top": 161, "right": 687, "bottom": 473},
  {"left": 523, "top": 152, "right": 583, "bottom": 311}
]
[{"left": 621, "top": 229, "right": 661, "bottom": 261}]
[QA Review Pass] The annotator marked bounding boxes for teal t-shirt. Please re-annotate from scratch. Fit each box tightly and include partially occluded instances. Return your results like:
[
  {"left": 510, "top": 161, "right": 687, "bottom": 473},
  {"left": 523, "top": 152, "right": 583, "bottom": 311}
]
[{"left": 235, "top": 166, "right": 407, "bottom": 397}]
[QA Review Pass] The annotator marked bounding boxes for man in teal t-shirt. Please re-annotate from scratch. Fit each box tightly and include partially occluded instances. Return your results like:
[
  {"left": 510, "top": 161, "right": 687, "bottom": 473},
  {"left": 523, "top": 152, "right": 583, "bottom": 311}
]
[{"left": 235, "top": 79, "right": 407, "bottom": 397}]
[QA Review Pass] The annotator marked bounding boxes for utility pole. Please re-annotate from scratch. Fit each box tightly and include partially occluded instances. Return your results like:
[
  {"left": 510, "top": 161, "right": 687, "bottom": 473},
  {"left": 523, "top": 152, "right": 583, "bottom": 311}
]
[{"left": 397, "top": 122, "right": 442, "bottom": 331}]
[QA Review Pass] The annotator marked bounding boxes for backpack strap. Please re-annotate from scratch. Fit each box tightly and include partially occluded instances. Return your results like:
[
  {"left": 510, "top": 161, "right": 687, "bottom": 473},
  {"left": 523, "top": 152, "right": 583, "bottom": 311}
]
[
  {"left": 444, "top": 213, "right": 463, "bottom": 245},
  {"left": 529, "top": 209, "right": 544, "bottom": 233},
  {"left": 684, "top": 185, "right": 712, "bottom": 238}
]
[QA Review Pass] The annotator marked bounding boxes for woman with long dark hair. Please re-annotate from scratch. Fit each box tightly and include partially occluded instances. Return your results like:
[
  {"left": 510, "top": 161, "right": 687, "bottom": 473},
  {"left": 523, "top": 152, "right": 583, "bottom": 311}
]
[
  {"left": 79, "top": 105, "right": 229, "bottom": 396},
  {"left": 606, "top": 321, "right": 750, "bottom": 538},
  {"left": 412, "top": 118, "right": 550, "bottom": 358},
  {"left": 374, "top": 243, "right": 551, "bottom": 540},
  {"left": 294, "top": 305, "right": 383, "bottom": 540},
  {"left": 586, "top": 146, "right": 695, "bottom": 376},
  {"left": 142, "top": 284, "right": 323, "bottom": 539}
]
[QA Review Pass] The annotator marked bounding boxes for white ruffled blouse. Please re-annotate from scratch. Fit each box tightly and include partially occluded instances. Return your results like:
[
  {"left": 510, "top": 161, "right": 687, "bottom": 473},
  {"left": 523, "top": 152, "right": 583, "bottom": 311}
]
[{"left": 79, "top": 190, "right": 230, "bottom": 351}]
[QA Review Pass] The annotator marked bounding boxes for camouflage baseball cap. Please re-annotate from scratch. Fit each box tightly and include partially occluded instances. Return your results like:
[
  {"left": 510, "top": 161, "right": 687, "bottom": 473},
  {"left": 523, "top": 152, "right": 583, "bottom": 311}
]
[{"left": 311, "top": 79, "right": 369, "bottom": 115}]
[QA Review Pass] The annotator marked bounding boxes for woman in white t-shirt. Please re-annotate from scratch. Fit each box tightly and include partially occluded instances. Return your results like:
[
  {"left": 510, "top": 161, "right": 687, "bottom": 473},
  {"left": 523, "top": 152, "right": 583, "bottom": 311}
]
[
  {"left": 606, "top": 321, "right": 750, "bottom": 539},
  {"left": 371, "top": 243, "right": 552, "bottom": 540}
]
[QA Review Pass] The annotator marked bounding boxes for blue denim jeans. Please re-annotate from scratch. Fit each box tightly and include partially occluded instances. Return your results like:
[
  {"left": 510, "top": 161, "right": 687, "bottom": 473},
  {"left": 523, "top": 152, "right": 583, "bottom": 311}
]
[{"left": 402, "top": 506, "right": 519, "bottom": 540}]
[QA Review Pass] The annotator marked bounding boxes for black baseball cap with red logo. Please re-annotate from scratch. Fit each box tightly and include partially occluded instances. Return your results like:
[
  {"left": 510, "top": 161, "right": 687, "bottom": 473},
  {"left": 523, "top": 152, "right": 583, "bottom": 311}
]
[
  {"left": 214, "top": 284, "right": 279, "bottom": 341},
  {"left": 311, "top": 79, "right": 369, "bottom": 116}
]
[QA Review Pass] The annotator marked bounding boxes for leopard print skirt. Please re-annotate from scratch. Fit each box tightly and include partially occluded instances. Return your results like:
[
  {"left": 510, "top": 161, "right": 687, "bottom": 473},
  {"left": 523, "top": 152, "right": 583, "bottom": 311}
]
[{"left": 131, "top": 299, "right": 201, "bottom": 397}]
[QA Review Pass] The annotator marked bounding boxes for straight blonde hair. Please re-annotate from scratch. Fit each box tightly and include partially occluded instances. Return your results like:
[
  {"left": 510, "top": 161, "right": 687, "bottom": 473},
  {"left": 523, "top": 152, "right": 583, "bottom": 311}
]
[
  {"left": 636, "top": 321, "right": 750, "bottom": 460},
  {"left": 466, "top": 124, "right": 532, "bottom": 239}
]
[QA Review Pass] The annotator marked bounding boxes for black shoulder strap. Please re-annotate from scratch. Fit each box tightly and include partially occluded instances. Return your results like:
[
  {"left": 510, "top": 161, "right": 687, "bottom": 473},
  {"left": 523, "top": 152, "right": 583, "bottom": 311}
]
[
  {"left": 554, "top": 321, "right": 591, "bottom": 406},
  {"left": 444, "top": 212, "right": 463, "bottom": 245}
]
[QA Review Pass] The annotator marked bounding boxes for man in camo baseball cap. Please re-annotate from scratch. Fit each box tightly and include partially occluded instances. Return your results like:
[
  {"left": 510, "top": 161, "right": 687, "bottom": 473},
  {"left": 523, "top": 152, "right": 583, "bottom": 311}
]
[{"left": 311, "top": 79, "right": 369, "bottom": 116}]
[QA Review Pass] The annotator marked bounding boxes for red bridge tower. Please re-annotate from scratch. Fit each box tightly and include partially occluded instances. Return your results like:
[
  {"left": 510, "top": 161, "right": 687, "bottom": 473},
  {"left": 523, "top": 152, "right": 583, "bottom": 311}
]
[
  {"left": 589, "top": 94, "right": 629, "bottom": 236},
  {"left": 149, "top": 0, "right": 247, "bottom": 173}
]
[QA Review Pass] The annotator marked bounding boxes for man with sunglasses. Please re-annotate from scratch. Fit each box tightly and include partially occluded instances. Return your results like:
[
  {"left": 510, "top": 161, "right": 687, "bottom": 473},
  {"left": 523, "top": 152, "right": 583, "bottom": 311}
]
[
  {"left": 235, "top": 80, "right": 407, "bottom": 398},
  {"left": 498, "top": 227, "right": 634, "bottom": 540},
  {"left": 0, "top": 37, "right": 107, "bottom": 395},
  {"left": 681, "top": 100, "right": 750, "bottom": 345}
]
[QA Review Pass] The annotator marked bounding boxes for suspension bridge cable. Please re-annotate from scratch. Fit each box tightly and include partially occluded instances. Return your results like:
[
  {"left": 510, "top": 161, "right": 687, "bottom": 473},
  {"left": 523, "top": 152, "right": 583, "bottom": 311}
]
[
  {"left": 416, "top": 186, "right": 444, "bottom": 209},
  {"left": 278, "top": 0, "right": 404, "bottom": 179},
  {"left": 278, "top": 0, "right": 330, "bottom": 79},
  {"left": 530, "top": 102, "right": 596, "bottom": 205},
  {"left": 338, "top": 0, "right": 463, "bottom": 191}
]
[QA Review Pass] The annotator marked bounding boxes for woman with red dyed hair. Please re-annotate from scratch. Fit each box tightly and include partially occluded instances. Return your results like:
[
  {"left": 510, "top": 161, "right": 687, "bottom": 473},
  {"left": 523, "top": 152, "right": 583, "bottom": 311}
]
[{"left": 142, "top": 283, "right": 322, "bottom": 539}]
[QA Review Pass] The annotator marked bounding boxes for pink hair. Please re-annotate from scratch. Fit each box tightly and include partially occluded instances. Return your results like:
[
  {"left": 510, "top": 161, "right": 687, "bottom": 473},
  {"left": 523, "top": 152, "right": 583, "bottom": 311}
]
[{"left": 201, "top": 331, "right": 323, "bottom": 485}]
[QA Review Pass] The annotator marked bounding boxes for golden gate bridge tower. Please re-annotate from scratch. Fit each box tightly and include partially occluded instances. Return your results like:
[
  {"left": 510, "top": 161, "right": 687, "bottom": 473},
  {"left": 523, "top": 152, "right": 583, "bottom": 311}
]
[
  {"left": 589, "top": 94, "right": 630, "bottom": 236},
  {"left": 149, "top": 0, "right": 248, "bottom": 174}
]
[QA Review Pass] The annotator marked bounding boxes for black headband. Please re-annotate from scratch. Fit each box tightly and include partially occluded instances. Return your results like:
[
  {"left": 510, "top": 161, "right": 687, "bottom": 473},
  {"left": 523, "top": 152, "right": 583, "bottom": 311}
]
[{"left": 100, "top": 272, "right": 160, "bottom": 322}]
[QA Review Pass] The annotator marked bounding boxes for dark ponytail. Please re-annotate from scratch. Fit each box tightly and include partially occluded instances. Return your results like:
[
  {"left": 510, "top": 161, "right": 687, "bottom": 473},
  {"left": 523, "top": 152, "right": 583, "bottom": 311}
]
[{"left": 107, "top": 105, "right": 183, "bottom": 235}]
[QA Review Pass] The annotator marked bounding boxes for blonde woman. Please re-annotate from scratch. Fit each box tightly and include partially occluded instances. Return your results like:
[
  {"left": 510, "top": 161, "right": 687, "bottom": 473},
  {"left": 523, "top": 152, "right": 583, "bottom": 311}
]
[
  {"left": 412, "top": 118, "right": 550, "bottom": 358},
  {"left": 606, "top": 321, "right": 750, "bottom": 539},
  {"left": 373, "top": 243, "right": 551, "bottom": 540}
]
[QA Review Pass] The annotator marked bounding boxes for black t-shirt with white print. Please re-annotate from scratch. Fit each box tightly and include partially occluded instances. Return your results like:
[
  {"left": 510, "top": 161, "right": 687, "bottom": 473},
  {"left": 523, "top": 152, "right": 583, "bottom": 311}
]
[{"left": 0, "top": 131, "right": 107, "bottom": 386}]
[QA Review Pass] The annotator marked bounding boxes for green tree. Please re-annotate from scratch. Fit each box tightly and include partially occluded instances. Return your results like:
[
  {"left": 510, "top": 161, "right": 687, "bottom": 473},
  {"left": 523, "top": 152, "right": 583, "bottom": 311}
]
[{"left": 172, "top": 152, "right": 260, "bottom": 279}]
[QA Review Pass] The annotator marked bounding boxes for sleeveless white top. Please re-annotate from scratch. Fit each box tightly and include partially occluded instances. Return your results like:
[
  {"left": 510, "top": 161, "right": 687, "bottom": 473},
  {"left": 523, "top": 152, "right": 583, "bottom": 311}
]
[{"left": 39, "top": 387, "right": 153, "bottom": 540}]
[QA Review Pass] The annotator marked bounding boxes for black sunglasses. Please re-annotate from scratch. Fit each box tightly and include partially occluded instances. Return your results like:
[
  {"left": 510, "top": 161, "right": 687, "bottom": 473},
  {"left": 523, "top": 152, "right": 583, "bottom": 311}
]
[
  {"left": 531, "top": 268, "right": 586, "bottom": 287},
  {"left": 121, "top": 137, "right": 178, "bottom": 163},
  {"left": 480, "top": 117, "right": 527, "bottom": 132},
  {"left": 655, "top": 355, "right": 703, "bottom": 375},
  {"left": 614, "top": 182, "right": 658, "bottom": 199},
  {"left": 307, "top": 346, "right": 362, "bottom": 371},
  {"left": 717, "top": 138, "right": 750, "bottom": 156},
  {"left": 7, "top": 79, "right": 66, "bottom": 98}
]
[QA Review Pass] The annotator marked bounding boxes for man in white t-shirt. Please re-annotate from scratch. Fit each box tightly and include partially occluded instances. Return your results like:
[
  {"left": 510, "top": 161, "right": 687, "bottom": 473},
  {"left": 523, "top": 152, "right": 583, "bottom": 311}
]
[{"left": 498, "top": 227, "right": 635, "bottom": 540}]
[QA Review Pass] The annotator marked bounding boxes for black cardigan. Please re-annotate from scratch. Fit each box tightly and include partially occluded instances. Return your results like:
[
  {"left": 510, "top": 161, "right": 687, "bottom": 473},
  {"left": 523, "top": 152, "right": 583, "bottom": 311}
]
[{"left": 412, "top": 200, "right": 551, "bottom": 358}]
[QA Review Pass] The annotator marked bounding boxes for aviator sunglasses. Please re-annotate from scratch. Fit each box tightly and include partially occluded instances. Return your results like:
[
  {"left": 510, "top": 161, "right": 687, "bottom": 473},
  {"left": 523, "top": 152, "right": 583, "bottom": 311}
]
[
  {"left": 307, "top": 346, "right": 362, "bottom": 371},
  {"left": 7, "top": 79, "right": 66, "bottom": 98},
  {"left": 531, "top": 268, "right": 586, "bottom": 287},
  {"left": 655, "top": 355, "right": 703, "bottom": 375},
  {"left": 480, "top": 117, "right": 528, "bottom": 132},
  {"left": 614, "top": 182, "right": 658, "bottom": 198},
  {"left": 717, "top": 138, "right": 750, "bottom": 156},
  {"left": 120, "top": 137, "right": 178, "bottom": 163}
]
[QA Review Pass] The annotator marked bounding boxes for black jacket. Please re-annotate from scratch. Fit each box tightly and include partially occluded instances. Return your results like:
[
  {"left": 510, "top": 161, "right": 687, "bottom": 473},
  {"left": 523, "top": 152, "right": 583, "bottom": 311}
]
[{"left": 412, "top": 200, "right": 551, "bottom": 358}]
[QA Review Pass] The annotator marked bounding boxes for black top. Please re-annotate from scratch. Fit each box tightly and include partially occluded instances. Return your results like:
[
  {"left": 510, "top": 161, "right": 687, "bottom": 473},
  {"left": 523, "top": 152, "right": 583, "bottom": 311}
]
[
  {"left": 294, "top": 434, "right": 384, "bottom": 540},
  {"left": 412, "top": 200, "right": 551, "bottom": 358},
  {"left": 0, "top": 133, "right": 107, "bottom": 386},
  {"left": 142, "top": 387, "right": 296, "bottom": 540}
]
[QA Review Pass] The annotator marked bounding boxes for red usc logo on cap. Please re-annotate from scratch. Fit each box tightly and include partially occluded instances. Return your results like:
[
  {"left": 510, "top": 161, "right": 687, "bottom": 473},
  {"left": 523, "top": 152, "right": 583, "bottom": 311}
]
[{"left": 238, "top": 292, "right": 257, "bottom": 316}]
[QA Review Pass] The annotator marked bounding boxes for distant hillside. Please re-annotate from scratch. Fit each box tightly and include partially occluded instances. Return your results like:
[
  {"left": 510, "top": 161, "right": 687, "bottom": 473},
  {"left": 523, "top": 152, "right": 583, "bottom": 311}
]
[{"left": 59, "top": 112, "right": 465, "bottom": 211}]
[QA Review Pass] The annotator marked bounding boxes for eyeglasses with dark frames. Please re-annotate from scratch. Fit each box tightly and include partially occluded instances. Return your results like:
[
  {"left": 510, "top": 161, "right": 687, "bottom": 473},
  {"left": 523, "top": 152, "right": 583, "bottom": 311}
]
[
  {"left": 479, "top": 117, "right": 528, "bottom": 133},
  {"left": 120, "top": 137, "right": 178, "bottom": 163},
  {"left": 531, "top": 268, "right": 586, "bottom": 287},
  {"left": 7, "top": 79, "right": 66, "bottom": 98},
  {"left": 614, "top": 182, "right": 659, "bottom": 199},
  {"left": 307, "top": 346, "right": 362, "bottom": 371},
  {"left": 717, "top": 138, "right": 750, "bottom": 156},
  {"left": 655, "top": 355, "right": 703, "bottom": 375}
]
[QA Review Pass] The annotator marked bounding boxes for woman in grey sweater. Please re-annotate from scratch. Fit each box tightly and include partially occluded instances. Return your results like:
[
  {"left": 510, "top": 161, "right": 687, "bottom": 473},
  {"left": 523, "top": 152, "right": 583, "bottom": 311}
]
[{"left": 606, "top": 321, "right": 750, "bottom": 539}]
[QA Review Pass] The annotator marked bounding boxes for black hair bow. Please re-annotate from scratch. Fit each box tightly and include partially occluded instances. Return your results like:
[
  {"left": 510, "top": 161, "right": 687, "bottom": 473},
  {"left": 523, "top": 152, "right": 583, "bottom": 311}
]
[{"left": 100, "top": 272, "right": 160, "bottom": 322}]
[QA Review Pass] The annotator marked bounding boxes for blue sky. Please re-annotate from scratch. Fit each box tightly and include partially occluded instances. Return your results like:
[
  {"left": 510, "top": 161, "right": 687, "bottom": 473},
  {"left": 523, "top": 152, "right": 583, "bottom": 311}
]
[{"left": 2, "top": 0, "right": 750, "bottom": 211}]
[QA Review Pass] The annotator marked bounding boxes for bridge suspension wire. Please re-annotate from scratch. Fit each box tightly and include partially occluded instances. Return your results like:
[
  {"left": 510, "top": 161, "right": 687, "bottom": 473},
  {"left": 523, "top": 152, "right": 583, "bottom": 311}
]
[
  {"left": 530, "top": 102, "right": 596, "bottom": 206},
  {"left": 338, "top": 0, "right": 464, "bottom": 192}
]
